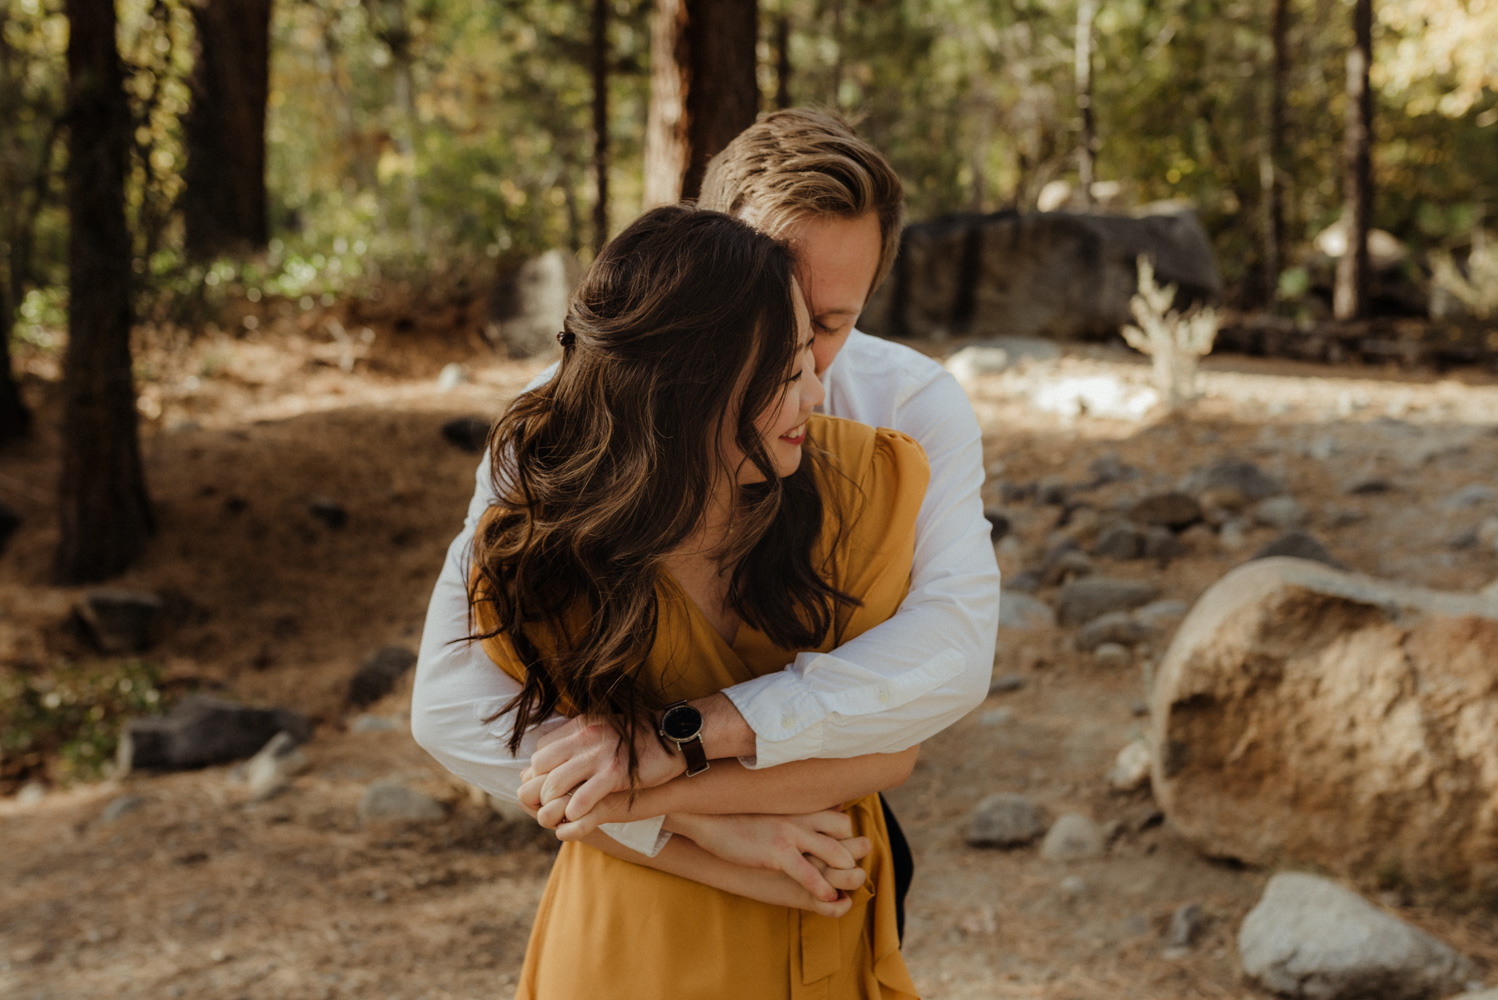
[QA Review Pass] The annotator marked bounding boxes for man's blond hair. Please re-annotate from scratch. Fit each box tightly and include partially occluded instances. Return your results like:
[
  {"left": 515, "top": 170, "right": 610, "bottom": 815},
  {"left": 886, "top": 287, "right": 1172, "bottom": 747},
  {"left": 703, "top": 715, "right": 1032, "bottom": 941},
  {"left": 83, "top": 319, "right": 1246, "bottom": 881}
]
[{"left": 698, "top": 108, "right": 904, "bottom": 297}]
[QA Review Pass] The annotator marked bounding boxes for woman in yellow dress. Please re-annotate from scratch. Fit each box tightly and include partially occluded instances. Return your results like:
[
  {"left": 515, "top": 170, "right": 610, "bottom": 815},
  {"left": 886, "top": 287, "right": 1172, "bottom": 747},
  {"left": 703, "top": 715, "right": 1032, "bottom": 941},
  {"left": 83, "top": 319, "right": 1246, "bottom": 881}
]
[{"left": 469, "top": 204, "right": 925, "bottom": 999}]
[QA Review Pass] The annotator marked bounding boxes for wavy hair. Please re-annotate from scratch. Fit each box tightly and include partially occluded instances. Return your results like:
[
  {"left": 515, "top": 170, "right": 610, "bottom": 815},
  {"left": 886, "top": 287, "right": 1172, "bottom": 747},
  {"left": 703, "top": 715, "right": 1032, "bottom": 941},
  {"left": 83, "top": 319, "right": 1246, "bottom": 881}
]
[{"left": 469, "top": 205, "right": 858, "bottom": 783}]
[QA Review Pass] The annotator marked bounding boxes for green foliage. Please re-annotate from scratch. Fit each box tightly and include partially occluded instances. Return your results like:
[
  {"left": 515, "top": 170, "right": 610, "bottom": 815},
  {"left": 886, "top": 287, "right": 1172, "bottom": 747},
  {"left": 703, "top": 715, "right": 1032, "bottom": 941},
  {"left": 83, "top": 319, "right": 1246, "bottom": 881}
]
[{"left": 0, "top": 659, "right": 171, "bottom": 787}]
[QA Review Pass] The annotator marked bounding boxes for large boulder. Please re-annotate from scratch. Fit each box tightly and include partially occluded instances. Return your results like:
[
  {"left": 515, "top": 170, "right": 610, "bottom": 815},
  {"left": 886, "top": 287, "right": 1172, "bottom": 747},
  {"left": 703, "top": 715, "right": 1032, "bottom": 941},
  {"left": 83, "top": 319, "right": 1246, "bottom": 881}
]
[
  {"left": 485, "top": 249, "right": 582, "bottom": 358},
  {"left": 119, "top": 696, "right": 314, "bottom": 773},
  {"left": 1150, "top": 558, "right": 1498, "bottom": 892},
  {"left": 861, "top": 204, "right": 1221, "bottom": 342}
]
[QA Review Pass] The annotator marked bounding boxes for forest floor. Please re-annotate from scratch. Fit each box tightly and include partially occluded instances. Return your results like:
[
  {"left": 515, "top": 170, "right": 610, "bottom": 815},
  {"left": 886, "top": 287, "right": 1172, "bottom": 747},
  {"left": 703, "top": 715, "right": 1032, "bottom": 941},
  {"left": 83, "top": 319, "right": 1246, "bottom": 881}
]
[{"left": 3, "top": 300, "right": 1498, "bottom": 1000}]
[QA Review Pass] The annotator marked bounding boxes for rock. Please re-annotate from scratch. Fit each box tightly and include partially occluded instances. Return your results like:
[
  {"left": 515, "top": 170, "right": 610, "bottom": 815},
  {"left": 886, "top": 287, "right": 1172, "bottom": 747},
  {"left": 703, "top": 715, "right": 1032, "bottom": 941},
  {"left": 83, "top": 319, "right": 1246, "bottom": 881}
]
[
  {"left": 1253, "top": 495, "right": 1308, "bottom": 530},
  {"left": 1093, "top": 520, "right": 1145, "bottom": 560},
  {"left": 1165, "top": 903, "right": 1205, "bottom": 949},
  {"left": 1040, "top": 812, "right": 1105, "bottom": 861},
  {"left": 1087, "top": 454, "right": 1135, "bottom": 486},
  {"left": 1199, "top": 485, "right": 1249, "bottom": 517},
  {"left": 988, "top": 673, "right": 1025, "bottom": 695},
  {"left": 1142, "top": 526, "right": 1185, "bottom": 562},
  {"left": 973, "top": 335, "right": 1064, "bottom": 364},
  {"left": 75, "top": 589, "right": 164, "bottom": 654},
  {"left": 1251, "top": 530, "right": 1345, "bottom": 569},
  {"left": 1058, "top": 875, "right": 1087, "bottom": 899},
  {"left": 308, "top": 497, "right": 348, "bottom": 530},
  {"left": 440, "top": 416, "right": 491, "bottom": 454},
  {"left": 1150, "top": 558, "right": 1498, "bottom": 891},
  {"left": 966, "top": 793, "right": 1046, "bottom": 848},
  {"left": 983, "top": 507, "right": 1011, "bottom": 540},
  {"left": 979, "top": 707, "right": 1011, "bottom": 726},
  {"left": 485, "top": 249, "right": 582, "bottom": 358},
  {"left": 860, "top": 206, "right": 1220, "bottom": 342},
  {"left": 16, "top": 781, "right": 46, "bottom": 805},
  {"left": 1093, "top": 643, "right": 1132, "bottom": 669},
  {"left": 242, "top": 731, "right": 311, "bottom": 802},
  {"left": 1006, "top": 569, "right": 1043, "bottom": 593},
  {"left": 998, "top": 591, "right": 1056, "bottom": 631},
  {"left": 120, "top": 696, "right": 313, "bottom": 773},
  {"left": 1448, "top": 528, "right": 1479, "bottom": 551},
  {"left": 348, "top": 646, "right": 418, "bottom": 707},
  {"left": 1441, "top": 484, "right": 1495, "bottom": 510},
  {"left": 351, "top": 713, "right": 401, "bottom": 733},
  {"left": 994, "top": 535, "right": 1023, "bottom": 562},
  {"left": 1107, "top": 740, "right": 1152, "bottom": 791},
  {"left": 1238, "top": 872, "right": 1475, "bottom": 1000},
  {"left": 1134, "top": 599, "right": 1189, "bottom": 632},
  {"left": 1130, "top": 493, "right": 1202, "bottom": 530},
  {"left": 0, "top": 501, "right": 20, "bottom": 557},
  {"left": 1345, "top": 477, "right": 1394, "bottom": 496},
  {"left": 1057, "top": 576, "right": 1160, "bottom": 626},
  {"left": 1219, "top": 519, "right": 1250, "bottom": 550},
  {"left": 1029, "top": 375, "right": 1159, "bottom": 422},
  {"left": 1480, "top": 517, "right": 1498, "bottom": 552},
  {"left": 1037, "top": 476, "right": 1070, "bottom": 506},
  {"left": 945, "top": 345, "right": 1014, "bottom": 382},
  {"left": 1181, "top": 459, "right": 1286, "bottom": 503},
  {"left": 1041, "top": 548, "right": 1095, "bottom": 587},
  {"left": 1077, "top": 611, "right": 1151, "bottom": 651},
  {"left": 358, "top": 779, "right": 447, "bottom": 825},
  {"left": 435, "top": 362, "right": 468, "bottom": 391},
  {"left": 98, "top": 794, "right": 145, "bottom": 824}
]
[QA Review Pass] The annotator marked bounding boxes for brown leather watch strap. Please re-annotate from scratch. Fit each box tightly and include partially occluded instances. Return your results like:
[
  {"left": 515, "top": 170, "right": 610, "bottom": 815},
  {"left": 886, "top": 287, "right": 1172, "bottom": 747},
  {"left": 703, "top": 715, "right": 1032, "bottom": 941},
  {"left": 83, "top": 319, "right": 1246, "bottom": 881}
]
[{"left": 678, "top": 733, "right": 709, "bottom": 777}]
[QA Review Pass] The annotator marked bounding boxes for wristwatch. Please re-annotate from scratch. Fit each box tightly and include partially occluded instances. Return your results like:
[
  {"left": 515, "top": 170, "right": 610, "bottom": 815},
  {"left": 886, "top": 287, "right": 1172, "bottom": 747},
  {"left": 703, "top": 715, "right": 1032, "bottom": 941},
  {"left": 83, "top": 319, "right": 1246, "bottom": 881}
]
[{"left": 658, "top": 701, "right": 710, "bottom": 777}]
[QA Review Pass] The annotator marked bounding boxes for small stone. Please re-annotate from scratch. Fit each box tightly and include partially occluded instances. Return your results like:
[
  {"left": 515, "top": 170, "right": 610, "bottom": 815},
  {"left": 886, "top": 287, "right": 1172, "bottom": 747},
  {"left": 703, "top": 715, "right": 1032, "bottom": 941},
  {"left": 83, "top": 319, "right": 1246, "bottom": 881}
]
[
  {"left": 436, "top": 362, "right": 468, "bottom": 391},
  {"left": 358, "top": 780, "right": 447, "bottom": 825},
  {"left": 1251, "top": 530, "right": 1345, "bottom": 569},
  {"left": 1441, "top": 484, "right": 1496, "bottom": 510},
  {"left": 1166, "top": 902, "right": 1205, "bottom": 949},
  {"left": 998, "top": 591, "right": 1056, "bottom": 631},
  {"left": 1133, "top": 599, "right": 1189, "bottom": 631},
  {"left": 984, "top": 508, "right": 1011, "bottom": 541},
  {"left": 1088, "top": 454, "right": 1135, "bottom": 486},
  {"left": 1478, "top": 517, "right": 1498, "bottom": 551},
  {"left": 1131, "top": 700, "right": 1150, "bottom": 717},
  {"left": 1107, "top": 740, "right": 1152, "bottom": 791},
  {"left": 979, "top": 707, "right": 1012, "bottom": 726},
  {"left": 1142, "top": 526, "right": 1184, "bottom": 562},
  {"left": 440, "top": 416, "right": 491, "bottom": 454},
  {"left": 1345, "top": 477, "right": 1394, "bottom": 496},
  {"left": 994, "top": 534, "right": 1024, "bottom": 562},
  {"left": 1002, "top": 481, "right": 1036, "bottom": 504},
  {"left": 1199, "top": 486, "right": 1248, "bottom": 515},
  {"left": 351, "top": 714, "right": 400, "bottom": 733},
  {"left": 1077, "top": 611, "right": 1151, "bottom": 651},
  {"left": 1449, "top": 529, "right": 1480, "bottom": 552},
  {"left": 1238, "top": 872, "right": 1476, "bottom": 1000},
  {"left": 1059, "top": 875, "right": 1087, "bottom": 898},
  {"left": 1180, "top": 524, "right": 1217, "bottom": 552},
  {"left": 1181, "top": 458, "right": 1286, "bottom": 502},
  {"left": 1041, "top": 812, "right": 1105, "bottom": 861},
  {"left": 242, "top": 731, "right": 310, "bottom": 802},
  {"left": 1037, "top": 477, "right": 1070, "bottom": 506},
  {"left": 966, "top": 792, "right": 1046, "bottom": 848},
  {"left": 1093, "top": 521, "right": 1145, "bottom": 560},
  {"left": 1041, "top": 549, "right": 1095, "bottom": 587},
  {"left": 308, "top": 497, "right": 348, "bottom": 530},
  {"left": 75, "top": 589, "right": 164, "bottom": 654},
  {"left": 988, "top": 673, "right": 1025, "bottom": 695},
  {"left": 1093, "top": 643, "right": 1131, "bottom": 669},
  {"left": 1130, "top": 492, "right": 1202, "bottom": 530},
  {"left": 1057, "top": 577, "right": 1160, "bottom": 627},
  {"left": 98, "top": 794, "right": 145, "bottom": 824},
  {"left": 16, "top": 781, "right": 46, "bottom": 805},
  {"left": 1219, "top": 519, "right": 1250, "bottom": 550},
  {"left": 348, "top": 646, "right": 418, "bottom": 707},
  {"left": 1253, "top": 495, "right": 1308, "bottom": 530},
  {"left": 956, "top": 906, "right": 999, "bottom": 936},
  {"left": 1306, "top": 436, "right": 1336, "bottom": 461},
  {"left": 1006, "top": 569, "right": 1043, "bottom": 593}
]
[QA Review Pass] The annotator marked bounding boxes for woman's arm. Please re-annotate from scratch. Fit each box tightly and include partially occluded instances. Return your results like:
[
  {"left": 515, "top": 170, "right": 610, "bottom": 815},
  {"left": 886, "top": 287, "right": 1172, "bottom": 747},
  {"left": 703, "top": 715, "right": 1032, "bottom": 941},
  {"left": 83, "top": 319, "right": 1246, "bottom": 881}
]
[
  {"left": 580, "top": 828, "right": 867, "bottom": 918},
  {"left": 527, "top": 745, "right": 920, "bottom": 840}
]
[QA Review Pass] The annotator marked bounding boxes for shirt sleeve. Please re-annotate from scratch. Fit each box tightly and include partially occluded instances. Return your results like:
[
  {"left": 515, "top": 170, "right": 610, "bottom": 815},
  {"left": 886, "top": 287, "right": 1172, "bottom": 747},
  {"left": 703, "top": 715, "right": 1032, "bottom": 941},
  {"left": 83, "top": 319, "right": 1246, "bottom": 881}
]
[
  {"left": 722, "top": 372, "right": 1000, "bottom": 768},
  {"left": 409, "top": 453, "right": 669, "bottom": 857}
]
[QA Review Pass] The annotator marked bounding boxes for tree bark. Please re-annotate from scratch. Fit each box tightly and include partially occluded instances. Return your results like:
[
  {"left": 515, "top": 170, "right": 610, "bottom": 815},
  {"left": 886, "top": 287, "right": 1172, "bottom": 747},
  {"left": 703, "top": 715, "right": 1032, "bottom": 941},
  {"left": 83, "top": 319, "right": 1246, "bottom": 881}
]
[
  {"left": 592, "top": 0, "right": 610, "bottom": 253},
  {"left": 182, "top": 0, "right": 272, "bottom": 259},
  {"left": 57, "top": 0, "right": 154, "bottom": 583},
  {"left": 1260, "top": 0, "right": 1288, "bottom": 308},
  {"left": 1075, "top": 0, "right": 1097, "bottom": 207},
  {"left": 643, "top": 0, "right": 759, "bottom": 206},
  {"left": 0, "top": 295, "right": 29, "bottom": 449},
  {"left": 1334, "top": 0, "right": 1373, "bottom": 321}
]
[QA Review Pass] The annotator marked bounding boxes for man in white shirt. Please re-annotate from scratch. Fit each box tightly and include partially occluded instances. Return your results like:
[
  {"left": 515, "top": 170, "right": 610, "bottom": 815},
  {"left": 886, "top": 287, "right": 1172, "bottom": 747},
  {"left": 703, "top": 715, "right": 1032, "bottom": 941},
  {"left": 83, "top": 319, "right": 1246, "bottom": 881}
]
[{"left": 412, "top": 109, "right": 1001, "bottom": 937}]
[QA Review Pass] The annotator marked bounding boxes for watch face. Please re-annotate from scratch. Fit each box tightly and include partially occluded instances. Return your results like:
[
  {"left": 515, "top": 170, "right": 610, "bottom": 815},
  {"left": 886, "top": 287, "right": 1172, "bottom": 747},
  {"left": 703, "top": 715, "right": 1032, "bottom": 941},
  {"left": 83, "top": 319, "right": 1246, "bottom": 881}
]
[{"left": 660, "top": 704, "right": 703, "bottom": 741}]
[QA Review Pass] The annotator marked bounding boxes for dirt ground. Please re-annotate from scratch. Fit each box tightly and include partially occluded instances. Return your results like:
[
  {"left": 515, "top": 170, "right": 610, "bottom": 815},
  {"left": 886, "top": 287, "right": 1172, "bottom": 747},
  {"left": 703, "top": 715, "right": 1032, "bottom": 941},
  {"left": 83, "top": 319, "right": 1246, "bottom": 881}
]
[{"left": 3, "top": 305, "right": 1498, "bottom": 999}]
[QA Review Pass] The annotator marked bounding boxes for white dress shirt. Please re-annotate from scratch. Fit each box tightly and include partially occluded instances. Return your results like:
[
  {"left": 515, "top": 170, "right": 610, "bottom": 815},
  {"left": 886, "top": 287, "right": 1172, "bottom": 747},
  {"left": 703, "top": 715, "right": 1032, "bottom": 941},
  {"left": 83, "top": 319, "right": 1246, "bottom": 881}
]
[{"left": 411, "top": 330, "right": 1001, "bottom": 855}]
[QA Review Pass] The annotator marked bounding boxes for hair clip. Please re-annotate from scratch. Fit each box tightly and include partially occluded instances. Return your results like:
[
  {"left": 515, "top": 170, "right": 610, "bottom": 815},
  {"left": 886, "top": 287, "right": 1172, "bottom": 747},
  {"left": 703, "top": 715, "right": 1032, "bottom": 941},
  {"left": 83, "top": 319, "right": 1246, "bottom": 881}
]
[{"left": 557, "top": 330, "right": 575, "bottom": 347}]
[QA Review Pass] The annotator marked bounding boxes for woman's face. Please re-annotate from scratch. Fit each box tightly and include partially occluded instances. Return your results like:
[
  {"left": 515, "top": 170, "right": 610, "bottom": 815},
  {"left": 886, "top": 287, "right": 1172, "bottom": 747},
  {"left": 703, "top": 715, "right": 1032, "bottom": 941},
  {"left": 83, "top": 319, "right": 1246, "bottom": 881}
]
[{"left": 727, "top": 281, "right": 823, "bottom": 485}]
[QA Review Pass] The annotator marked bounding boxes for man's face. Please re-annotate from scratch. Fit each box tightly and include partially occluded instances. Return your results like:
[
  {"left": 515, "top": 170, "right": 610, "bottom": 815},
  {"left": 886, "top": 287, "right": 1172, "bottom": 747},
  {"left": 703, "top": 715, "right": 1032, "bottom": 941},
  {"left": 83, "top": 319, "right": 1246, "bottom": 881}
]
[{"left": 782, "top": 212, "right": 883, "bottom": 379}]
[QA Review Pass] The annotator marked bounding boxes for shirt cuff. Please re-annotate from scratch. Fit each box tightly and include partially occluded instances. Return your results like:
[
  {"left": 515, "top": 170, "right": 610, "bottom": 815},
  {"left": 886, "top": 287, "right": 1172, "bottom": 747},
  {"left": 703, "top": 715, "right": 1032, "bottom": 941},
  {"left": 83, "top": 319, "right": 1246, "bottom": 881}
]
[{"left": 599, "top": 815, "right": 671, "bottom": 857}]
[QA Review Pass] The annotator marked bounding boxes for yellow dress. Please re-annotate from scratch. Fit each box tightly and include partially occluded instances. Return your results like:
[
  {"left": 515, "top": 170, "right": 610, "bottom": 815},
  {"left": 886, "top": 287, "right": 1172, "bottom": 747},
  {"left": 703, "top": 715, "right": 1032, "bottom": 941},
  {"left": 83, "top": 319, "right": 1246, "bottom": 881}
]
[{"left": 477, "top": 415, "right": 927, "bottom": 1000}]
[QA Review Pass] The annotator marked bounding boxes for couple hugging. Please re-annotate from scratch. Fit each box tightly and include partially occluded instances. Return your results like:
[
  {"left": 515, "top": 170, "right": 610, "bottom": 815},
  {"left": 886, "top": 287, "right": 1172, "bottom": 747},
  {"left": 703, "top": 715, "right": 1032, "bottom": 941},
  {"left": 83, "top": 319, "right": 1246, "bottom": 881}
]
[{"left": 412, "top": 108, "right": 1002, "bottom": 999}]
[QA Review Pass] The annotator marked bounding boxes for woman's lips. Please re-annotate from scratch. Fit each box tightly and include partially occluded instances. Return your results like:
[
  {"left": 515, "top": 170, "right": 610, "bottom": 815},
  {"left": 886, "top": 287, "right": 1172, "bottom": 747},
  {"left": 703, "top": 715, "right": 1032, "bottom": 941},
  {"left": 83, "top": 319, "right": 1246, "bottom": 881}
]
[{"left": 780, "top": 423, "right": 807, "bottom": 445}]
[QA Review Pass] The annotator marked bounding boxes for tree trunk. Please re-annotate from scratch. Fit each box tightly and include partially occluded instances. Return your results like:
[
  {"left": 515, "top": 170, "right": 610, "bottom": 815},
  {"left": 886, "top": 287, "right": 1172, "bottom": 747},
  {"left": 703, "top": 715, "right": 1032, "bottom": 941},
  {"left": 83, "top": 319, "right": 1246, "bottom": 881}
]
[
  {"left": 57, "top": 0, "right": 154, "bottom": 584},
  {"left": 1334, "top": 0, "right": 1373, "bottom": 321},
  {"left": 592, "top": 0, "right": 610, "bottom": 253},
  {"left": 1075, "top": 0, "right": 1097, "bottom": 207},
  {"left": 774, "top": 11, "right": 791, "bottom": 110},
  {"left": 1260, "top": 0, "right": 1289, "bottom": 308},
  {"left": 0, "top": 297, "right": 29, "bottom": 449},
  {"left": 181, "top": 0, "right": 271, "bottom": 259},
  {"left": 643, "top": 0, "right": 759, "bottom": 206}
]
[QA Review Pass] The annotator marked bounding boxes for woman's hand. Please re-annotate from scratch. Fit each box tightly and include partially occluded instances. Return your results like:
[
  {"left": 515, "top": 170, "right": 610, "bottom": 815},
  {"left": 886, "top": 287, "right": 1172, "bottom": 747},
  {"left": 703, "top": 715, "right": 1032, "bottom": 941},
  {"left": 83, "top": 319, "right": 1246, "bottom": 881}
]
[
  {"left": 667, "top": 811, "right": 871, "bottom": 904},
  {"left": 523, "top": 715, "right": 683, "bottom": 820}
]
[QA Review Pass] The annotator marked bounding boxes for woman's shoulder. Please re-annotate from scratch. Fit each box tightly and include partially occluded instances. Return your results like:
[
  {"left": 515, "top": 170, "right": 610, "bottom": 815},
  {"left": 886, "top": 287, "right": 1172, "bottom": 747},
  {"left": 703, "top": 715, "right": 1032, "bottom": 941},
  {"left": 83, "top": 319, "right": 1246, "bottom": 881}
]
[{"left": 808, "top": 414, "right": 930, "bottom": 491}]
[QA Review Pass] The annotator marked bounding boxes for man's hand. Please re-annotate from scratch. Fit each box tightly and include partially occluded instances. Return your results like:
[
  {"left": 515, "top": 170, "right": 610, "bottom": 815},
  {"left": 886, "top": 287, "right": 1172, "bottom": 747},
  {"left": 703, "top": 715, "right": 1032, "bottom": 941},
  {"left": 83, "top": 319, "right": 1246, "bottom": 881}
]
[
  {"left": 524, "top": 715, "right": 684, "bottom": 822},
  {"left": 668, "top": 811, "right": 871, "bottom": 905}
]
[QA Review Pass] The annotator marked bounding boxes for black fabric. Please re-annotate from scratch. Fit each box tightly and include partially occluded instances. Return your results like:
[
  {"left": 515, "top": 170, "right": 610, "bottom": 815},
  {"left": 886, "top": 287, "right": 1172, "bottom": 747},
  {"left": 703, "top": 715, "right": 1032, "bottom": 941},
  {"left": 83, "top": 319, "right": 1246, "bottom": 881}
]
[{"left": 878, "top": 793, "right": 913, "bottom": 944}]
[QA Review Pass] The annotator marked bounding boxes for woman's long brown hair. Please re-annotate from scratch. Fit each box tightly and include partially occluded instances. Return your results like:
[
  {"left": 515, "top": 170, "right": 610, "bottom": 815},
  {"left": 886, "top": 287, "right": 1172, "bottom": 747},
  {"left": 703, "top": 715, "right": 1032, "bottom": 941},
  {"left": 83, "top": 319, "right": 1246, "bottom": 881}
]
[{"left": 469, "top": 205, "right": 859, "bottom": 784}]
